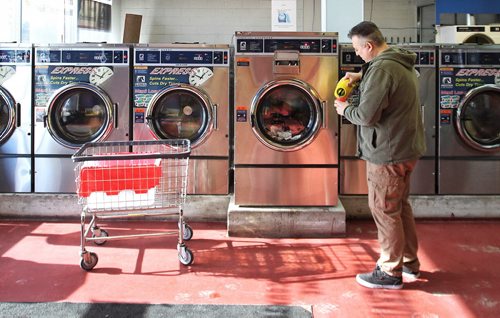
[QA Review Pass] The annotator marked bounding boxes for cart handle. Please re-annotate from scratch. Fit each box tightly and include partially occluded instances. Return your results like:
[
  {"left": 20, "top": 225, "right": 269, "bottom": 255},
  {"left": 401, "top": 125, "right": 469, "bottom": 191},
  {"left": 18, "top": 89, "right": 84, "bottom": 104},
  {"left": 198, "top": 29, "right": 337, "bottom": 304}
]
[{"left": 72, "top": 139, "right": 191, "bottom": 162}]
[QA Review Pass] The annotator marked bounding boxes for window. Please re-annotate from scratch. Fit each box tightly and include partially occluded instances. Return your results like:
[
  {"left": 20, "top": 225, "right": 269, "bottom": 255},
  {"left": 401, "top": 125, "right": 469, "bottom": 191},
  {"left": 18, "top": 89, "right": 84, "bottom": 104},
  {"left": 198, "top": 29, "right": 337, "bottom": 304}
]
[
  {"left": 0, "top": 1, "right": 21, "bottom": 42},
  {"left": 22, "top": 0, "right": 69, "bottom": 43}
]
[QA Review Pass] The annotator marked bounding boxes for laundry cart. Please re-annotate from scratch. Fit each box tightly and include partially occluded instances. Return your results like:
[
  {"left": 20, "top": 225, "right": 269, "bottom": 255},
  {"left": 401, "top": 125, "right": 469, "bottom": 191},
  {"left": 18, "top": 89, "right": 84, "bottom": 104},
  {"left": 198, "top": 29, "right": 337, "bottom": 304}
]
[{"left": 72, "top": 139, "right": 193, "bottom": 271}]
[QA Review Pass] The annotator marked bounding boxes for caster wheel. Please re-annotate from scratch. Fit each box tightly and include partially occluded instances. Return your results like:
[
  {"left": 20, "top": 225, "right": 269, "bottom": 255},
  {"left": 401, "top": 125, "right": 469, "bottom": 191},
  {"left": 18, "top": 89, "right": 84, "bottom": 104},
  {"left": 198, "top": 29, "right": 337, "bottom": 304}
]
[
  {"left": 92, "top": 228, "right": 108, "bottom": 245},
  {"left": 80, "top": 252, "right": 98, "bottom": 271},
  {"left": 182, "top": 224, "right": 193, "bottom": 241},
  {"left": 178, "top": 247, "right": 194, "bottom": 266}
]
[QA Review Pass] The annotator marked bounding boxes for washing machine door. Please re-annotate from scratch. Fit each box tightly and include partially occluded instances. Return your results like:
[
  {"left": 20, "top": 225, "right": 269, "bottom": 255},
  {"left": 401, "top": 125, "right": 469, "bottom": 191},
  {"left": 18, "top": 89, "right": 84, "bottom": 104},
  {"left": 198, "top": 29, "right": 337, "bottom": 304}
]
[
  {"left": 146, "top": 84, "right": 213, "bottom": 147},
  {"left": 251, "top": 79, "right": 322, "bottom": 151},
  {"left": 455, "top": 84, "right": 500, "bottom": 152},
  {"left": 0, "top": 87, "right": 16, "bottom": 145},
  {"left": 46, "top": 83, "right": 114, "bottom": 149}
]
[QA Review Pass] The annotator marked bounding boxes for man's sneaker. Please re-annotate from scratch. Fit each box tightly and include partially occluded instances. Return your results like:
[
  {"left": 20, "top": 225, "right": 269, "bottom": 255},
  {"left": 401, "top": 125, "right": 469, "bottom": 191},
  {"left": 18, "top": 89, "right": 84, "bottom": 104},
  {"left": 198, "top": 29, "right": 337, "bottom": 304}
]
[
  {"left": 356, "top": 268, "right": 403, "bottom": 290},
  {"left": 402, "top": 266, "right": 420, "bottom": 279}
]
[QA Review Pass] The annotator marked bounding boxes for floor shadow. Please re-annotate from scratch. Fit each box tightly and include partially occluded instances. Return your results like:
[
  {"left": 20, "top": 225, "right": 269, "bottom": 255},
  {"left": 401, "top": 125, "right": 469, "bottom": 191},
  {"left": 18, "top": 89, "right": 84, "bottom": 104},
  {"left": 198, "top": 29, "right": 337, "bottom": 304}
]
[{"left": 0, "top": 257, "right": 86, "bottom": 302}]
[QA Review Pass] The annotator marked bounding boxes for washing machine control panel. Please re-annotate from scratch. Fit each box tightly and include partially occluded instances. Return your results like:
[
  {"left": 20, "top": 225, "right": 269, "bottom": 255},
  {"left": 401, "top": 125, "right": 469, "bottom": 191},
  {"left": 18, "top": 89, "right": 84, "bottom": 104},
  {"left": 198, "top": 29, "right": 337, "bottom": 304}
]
[
  {"left": 414, "top": 51, "right": 435, "bottom": 66},
  {"left": 132, "top": 48, "right": 230, "bottom": 108},
  {"left": 134, "top": 49, "right": 229, "bottom": 66},
  {"left": 35, "top": 48, "right": 129, "bottom": 64},
  {"left": 0, "top": 48, "right": 31, "bottom": 64},
  {"left": 440, "top": 50, "right": 500, "bottom": 66},
  {"left": 236, "top": 37, "right": 338, "bottom": 54},
  {"left": 340, "top": 49, "right": 364, "bottom": 66}
]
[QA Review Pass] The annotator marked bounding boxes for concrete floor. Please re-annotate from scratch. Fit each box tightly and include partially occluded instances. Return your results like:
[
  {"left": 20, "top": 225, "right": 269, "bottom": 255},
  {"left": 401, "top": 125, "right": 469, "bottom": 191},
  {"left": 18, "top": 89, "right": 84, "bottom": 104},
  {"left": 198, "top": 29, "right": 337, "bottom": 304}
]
[{"left": 1, "top": 219, "right": 499, "bottom": 317}]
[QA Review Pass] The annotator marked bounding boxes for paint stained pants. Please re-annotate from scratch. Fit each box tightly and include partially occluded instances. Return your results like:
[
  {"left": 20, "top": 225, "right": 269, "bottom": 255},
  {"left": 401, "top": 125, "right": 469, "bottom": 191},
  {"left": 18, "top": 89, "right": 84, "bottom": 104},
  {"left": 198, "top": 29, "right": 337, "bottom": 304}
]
[{"left": 366, "top": 160, "right": 420, "bottom": 277}]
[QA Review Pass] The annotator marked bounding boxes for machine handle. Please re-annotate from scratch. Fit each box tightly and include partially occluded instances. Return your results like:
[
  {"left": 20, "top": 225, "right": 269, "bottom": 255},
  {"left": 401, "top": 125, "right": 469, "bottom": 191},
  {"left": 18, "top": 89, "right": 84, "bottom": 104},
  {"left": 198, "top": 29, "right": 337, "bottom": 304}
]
[
  {"left": 16, "top": 103, "right": 21, "bottom": 127},
  {"left": 43, "top": 115, "right": 47, "bottom": 128},
  {"left": 250, "top": 114, "right": 255, "bottom": 127},
  {"left": 212, "top": 104, "right": 218, "bottom": 130},
  {"left": 421, "top": 104, "right": 425, "bottom": 125},
  {"left": 321, "top": 100, "right": 327, "bottom": 129},
  {"left": 113, "top": 103, "right": 118, "bottom": 128}
]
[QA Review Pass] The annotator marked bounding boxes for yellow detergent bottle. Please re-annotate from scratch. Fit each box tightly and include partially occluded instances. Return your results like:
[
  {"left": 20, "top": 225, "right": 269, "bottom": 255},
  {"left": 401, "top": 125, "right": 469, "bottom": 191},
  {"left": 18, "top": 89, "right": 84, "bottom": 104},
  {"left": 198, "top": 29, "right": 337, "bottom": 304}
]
[{"left": 334, "top": 78, "right": 356, "bottom": 102}]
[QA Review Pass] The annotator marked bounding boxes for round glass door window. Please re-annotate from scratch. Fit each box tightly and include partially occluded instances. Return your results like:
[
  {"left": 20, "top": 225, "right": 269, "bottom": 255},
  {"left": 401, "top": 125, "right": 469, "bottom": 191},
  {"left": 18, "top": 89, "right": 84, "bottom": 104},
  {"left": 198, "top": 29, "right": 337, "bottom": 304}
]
[
  {"left": 252, "top": 79, "right": 322, "bottom": 151},
  {"left": 456, "top": 84, "right": 500, "bottom": 152},
  {"left": 47, "top": 83, "right": 113, "bottom": 148},
  {"left": 0, "top": 87, "right": 16, "bottom": 145},
  {"left": 147, "top": 84, "right": 212, "bottom": 147}
]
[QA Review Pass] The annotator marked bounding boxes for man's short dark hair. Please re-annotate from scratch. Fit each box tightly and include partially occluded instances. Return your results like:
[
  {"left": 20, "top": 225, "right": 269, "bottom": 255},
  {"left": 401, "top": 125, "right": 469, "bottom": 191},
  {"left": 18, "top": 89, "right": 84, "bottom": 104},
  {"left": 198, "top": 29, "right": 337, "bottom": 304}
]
[{"left": 348, "top": 21, "right": 385, "bottom": 46}]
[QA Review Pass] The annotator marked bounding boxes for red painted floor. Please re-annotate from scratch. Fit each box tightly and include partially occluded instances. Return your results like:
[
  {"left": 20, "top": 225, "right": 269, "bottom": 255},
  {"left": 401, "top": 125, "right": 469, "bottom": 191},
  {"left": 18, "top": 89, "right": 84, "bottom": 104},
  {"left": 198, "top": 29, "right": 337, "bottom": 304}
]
[{"left": 1, "top": 219, "right": 499, "bottom": 317}]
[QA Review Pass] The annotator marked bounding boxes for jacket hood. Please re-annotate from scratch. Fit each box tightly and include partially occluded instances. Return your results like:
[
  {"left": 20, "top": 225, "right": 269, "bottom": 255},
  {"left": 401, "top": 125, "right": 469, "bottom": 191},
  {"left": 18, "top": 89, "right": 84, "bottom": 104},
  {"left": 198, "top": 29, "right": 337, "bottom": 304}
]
[{"left": 373, "top": 47, "right": 416, "bottom": 70}]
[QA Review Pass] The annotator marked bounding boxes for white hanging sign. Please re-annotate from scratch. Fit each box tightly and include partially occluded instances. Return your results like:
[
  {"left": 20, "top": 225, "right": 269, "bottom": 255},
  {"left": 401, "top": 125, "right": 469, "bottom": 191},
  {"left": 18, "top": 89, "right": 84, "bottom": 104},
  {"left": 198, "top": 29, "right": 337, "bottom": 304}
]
[{"left": 272, "top": 0, "right": 296, "bottom": 31}]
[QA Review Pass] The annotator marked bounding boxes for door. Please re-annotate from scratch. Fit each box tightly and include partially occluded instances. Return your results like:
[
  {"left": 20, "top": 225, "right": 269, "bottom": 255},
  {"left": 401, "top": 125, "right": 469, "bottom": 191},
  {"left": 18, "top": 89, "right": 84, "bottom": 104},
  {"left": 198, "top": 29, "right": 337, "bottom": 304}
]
[
  {"left": 455, "top": 84, "right": 500, "bottom": 152},
  {"left": 46, "top": 83, "right": 114, "bottom": 149},
  {"left": 0, "top": 86, "right": 16, "bottom": 145},
  {"left": 250, "top": 79, "right": 323, "bottom": 151},
  {"left": 146, "top": 83, "right": 214, "bottom": 148}
]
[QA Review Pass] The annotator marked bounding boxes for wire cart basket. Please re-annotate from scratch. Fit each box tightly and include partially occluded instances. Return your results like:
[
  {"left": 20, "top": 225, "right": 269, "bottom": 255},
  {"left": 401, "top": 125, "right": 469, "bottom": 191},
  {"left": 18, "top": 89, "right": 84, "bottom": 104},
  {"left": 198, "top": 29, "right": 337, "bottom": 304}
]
[{"left": 72, "top": 139, "right": 193, "bottom": 271}]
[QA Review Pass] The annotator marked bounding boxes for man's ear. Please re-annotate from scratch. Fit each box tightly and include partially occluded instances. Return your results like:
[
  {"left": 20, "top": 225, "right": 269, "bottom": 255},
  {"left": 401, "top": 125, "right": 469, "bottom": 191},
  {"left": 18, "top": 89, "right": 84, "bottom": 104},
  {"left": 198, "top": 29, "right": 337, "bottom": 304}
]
[{"left": 366, "top": 41, "right": 374, "bottom": 52}]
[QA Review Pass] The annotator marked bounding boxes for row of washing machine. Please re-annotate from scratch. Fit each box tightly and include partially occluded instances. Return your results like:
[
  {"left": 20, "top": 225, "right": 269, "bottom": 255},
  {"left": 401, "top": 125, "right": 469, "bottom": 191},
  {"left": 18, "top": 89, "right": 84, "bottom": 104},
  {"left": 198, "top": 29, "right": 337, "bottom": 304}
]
[
  {"left": 340, "top": 43, "right": 500, "bottom": 195},
  {"left": 0, "top": 43, "right": 231, "bottom": 195},
  {"left": 1, "top": 34, "right": 499, "bottom": 206}
]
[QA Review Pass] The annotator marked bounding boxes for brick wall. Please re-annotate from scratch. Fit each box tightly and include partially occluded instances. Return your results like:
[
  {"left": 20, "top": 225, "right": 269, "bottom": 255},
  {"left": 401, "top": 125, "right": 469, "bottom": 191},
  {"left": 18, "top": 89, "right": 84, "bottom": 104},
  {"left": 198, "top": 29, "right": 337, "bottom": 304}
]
[
  {"left": 119, "top": 0, "right": 307, "bottom": 44},
  {"left": 117, "top": 0, "right": 420, "bottom": 44}
]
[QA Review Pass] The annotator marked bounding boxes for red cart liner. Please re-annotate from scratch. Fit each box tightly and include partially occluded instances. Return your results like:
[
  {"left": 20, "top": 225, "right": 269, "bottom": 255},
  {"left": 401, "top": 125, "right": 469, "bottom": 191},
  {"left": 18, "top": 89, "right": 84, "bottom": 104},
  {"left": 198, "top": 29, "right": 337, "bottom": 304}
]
[{"left": 78, "top": 158, "right": 162, "bottom": 197}]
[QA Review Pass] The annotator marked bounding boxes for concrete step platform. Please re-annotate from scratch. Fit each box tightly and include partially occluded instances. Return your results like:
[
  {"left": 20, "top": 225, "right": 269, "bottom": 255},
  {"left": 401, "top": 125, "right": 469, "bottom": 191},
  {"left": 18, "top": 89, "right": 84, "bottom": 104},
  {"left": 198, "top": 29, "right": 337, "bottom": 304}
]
[{"left": 227, "top": 195, "right": 346, "bottom": 238}]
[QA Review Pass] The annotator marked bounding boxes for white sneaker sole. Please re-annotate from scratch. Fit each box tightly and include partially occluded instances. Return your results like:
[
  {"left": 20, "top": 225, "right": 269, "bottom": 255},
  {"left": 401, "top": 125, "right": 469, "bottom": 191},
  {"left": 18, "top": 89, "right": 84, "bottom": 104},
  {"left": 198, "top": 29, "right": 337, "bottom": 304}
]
[
  {"left": 402, "top": 271, "right": 421, "bottom": 279},
  {"left": 356, "top": 274, "right": 403, "bottom": 290}
]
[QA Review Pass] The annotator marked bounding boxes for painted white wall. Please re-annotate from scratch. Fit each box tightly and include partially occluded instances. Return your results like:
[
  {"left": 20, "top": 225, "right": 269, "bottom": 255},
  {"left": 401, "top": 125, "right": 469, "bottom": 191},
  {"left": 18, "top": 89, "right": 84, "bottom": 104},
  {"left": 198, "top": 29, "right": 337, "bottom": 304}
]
[
  {"left": 114, "top": 0, "right": 420, "bottom": 45},
  {"left": 324, "top": 0, "right": 363, "bottom": 42},
  {"left": 118, "top": 0, "right": 310, "bottom": 44},
  {"left": 364, "top": 0, "right": 419, "bottom": 43}
]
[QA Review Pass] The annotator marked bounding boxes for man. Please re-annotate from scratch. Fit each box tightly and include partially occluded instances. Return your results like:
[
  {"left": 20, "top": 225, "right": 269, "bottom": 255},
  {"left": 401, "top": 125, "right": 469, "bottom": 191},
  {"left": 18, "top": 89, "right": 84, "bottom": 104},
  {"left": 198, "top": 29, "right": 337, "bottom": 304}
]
[{"left": 334, "top": 21, "right": 426, "bottom": 290}]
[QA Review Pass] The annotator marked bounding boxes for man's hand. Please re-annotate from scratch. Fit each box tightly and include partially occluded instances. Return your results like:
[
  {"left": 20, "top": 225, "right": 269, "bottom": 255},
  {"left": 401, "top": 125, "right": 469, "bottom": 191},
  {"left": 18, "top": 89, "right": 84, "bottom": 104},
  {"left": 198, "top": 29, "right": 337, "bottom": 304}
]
[
  {"left": 334, "top": 99, "right": 349, "bottom": 116},
  {"left": 343, "top": 71, "right": 362, "bottom": 86}
]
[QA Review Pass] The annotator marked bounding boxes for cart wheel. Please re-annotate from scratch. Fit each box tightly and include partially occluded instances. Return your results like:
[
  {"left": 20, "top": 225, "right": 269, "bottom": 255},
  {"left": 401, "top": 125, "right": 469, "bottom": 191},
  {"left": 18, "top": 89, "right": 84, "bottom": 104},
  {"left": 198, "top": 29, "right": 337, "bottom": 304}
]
[
  {"left": 80, "top": 252, "right": 98, "bottom": 271},
  {"left": 178, "top": 247, "right": 194, "bottom": 266},
  {"left": 182, "top": 224, "right": 193, "bottom": 241},
  {"left": 92, "top": 229, "right": 109, "bottom": 245}
]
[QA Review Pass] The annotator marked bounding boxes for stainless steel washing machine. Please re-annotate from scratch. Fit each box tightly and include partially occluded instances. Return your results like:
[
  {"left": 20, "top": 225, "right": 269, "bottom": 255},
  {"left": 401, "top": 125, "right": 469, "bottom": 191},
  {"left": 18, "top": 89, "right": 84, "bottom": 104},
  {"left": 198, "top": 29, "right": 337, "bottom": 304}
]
[
  {"left": 132, "top": 44, "right": 230, "bottom": 194},
  {"left": 438, "top": 44, "right": 500, "bottom": 194},
  {"left": 338, "top": 44, "right": 366, "bottom": 195},
  {"left": 339, "top": 44, "right": 438, "bottom": 195},
  {"left": 34, "top": 44, "right": 131, "bottom": 193},
  {"left": 233, "top": 32, "right": 339, "bottom": 206},
  {"left": 0, "top": 44, "right": 32, "bottom": 193}
]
